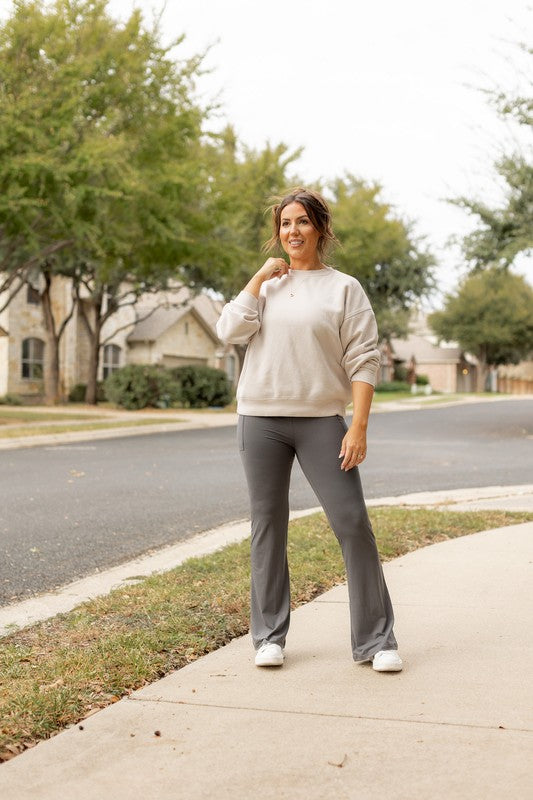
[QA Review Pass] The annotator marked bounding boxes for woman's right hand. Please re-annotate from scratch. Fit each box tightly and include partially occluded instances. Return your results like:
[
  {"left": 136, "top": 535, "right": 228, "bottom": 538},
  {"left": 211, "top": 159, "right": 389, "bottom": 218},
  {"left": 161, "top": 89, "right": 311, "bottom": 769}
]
[
  {"left": 257, "top": 257, "right": 289, "bottom": 282},
  {"left": 243, "top": 258, "right": 289, "bottom": 298}
]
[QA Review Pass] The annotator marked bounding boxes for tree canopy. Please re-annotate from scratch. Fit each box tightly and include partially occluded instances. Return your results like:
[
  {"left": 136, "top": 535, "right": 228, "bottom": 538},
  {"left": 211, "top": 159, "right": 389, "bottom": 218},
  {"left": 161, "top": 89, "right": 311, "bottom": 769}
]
[
  {"left": 178, "top": 124, "right": 302, "bottom": 302},
  {"left": 450, "top": 43, "right": 532, "bottom": 271},
  {"left": 429, "top": 268, "right": 533, "bottom": 390},
  {"left": 0, "top": 1, "right": 440, "bottom": 401},
  {"left": 0, "top": 0, "right": 210, "bottom": 401},
  {"left": 0, "top": 0, "right": 208, "bottom": 283},
  {"left": 328, "top": 175, "right": 436, "bottom": 339},
  {"left": 453, "top": 155, "right": 533, "bottom": 270}
]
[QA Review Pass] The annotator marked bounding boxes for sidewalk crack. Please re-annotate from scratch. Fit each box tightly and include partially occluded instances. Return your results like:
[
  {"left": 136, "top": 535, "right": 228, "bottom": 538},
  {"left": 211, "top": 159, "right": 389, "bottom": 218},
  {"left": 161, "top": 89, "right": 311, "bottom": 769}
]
[{"left": 128, "top": 696, "right": 532, "bottom": 734}]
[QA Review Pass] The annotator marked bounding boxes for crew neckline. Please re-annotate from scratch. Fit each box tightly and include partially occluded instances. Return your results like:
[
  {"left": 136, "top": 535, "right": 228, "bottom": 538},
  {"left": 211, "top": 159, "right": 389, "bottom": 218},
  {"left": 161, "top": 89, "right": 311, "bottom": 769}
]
[{"left": 288, "top": 266, "right": 333, "bottom": 276}]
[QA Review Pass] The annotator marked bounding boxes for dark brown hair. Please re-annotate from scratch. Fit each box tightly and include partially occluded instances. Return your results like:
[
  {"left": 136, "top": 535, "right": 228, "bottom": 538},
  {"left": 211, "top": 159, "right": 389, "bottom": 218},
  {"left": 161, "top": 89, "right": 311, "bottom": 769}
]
[{"left": 262, "top": 186, "right": 340, "bottom": 259}]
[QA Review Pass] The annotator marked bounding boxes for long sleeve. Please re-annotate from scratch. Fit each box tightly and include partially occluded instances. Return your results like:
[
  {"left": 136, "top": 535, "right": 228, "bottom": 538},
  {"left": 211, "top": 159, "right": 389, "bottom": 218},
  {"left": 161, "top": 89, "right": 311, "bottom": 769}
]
[
  {"left": 229, "top": 266, "right": 380, "bottom": 416},
  {"left": 215, "top": 290, "right": 262, "bottom": 345},
  {"left": 340, "top": 306, "right": 381, "bottom": 386}
]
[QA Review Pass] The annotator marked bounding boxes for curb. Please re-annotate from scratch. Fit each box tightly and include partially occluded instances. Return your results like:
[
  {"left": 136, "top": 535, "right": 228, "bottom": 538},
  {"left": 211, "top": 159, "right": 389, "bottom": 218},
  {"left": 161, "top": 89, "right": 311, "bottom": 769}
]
[
  {"left": 1, "top": 394, "right": 530, "bottom": 451},
  {"left": 1, "top": 484, "right": 531, "bottom": 638}
]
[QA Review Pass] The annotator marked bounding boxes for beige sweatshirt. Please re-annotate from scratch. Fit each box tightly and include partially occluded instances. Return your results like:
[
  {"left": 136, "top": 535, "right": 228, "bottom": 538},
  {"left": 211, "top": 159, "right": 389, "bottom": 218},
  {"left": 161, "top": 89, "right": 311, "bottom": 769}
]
[{"left": 216, "top": 265, "right": 380, "bottom": 416}]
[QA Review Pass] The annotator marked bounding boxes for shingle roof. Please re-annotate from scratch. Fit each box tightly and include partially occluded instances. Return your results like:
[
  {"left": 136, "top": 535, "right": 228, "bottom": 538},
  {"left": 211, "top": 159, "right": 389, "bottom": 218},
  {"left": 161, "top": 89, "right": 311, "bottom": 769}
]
[
  {"left": 127, "top": 292, "right": 221, "bottom": 345},
  {"left": 127, "top": 305, "right": 189, "bottom": 342},
  {"left": 391, "top": 334, "right": 467, "bottom": 364}
]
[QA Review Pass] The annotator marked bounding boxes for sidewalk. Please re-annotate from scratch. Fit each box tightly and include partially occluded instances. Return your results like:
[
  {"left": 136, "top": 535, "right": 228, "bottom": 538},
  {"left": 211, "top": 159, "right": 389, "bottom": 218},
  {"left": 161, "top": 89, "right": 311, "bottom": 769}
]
[{"left": 1, "top": 493, "right": 532, "bottom": 798}]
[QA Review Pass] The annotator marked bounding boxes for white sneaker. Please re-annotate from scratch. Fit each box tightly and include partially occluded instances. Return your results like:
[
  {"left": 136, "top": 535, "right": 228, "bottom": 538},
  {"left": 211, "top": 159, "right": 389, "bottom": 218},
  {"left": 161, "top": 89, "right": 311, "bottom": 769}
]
[
  {"left": 372, "top": 650, "right": 403, "bottom": 672},
  {"left": 255, "top": 641, "right": 284, "bottom": 667}
]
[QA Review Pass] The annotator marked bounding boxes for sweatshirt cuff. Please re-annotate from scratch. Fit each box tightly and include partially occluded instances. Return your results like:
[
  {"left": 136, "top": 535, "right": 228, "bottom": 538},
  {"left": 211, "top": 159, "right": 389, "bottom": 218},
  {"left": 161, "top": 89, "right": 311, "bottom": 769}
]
[
  {"left": 351, "top": 369, "right": 377, "bottom": 387},
  {"left": 235, "top": 290, "right": 259, "bottom": 310}
]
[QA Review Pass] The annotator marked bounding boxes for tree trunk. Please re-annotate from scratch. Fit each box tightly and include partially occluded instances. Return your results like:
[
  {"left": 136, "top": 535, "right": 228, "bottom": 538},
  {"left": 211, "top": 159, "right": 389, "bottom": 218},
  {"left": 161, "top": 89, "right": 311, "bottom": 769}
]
[
  {"left": 41, "top": 270, "right": 62, "bottom": 405},
  {"left": 85, "top": 316, "right": 102, "bottom": 405},
  {"left": 78, "top": 290, "right": 104, "bottom": 406},
  {"left": 476, "top": 350, "right": 489, "bottom": 392},
  {"left": 43, "top": 333, "right": 61, "bottom": 405},
  {"left": 40, "top": 266, "right": 76, "bottom": 405}
]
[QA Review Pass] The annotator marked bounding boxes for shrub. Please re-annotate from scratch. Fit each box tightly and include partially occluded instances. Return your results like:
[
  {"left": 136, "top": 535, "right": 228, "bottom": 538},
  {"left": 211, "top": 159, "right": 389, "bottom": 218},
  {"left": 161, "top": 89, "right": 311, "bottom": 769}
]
[
  {"left": 393, "top": 364, "right": 408, "bottom": 382},
  {"left": 376, "top": 381, "right": 411, "bottom": 393},
  {"left": 68, "top": 382, "right": 106, "bottom": 403},
  {"left": 103, "top": 365, "right": 181, "bottom": 410},
  {"left": 416, "top": 374, "right": 430, "bottom": 386},
  {"left": 170, "top": 364, "right": 233, "bottom": 408},
  {"left": 0, "top": 393, "right": 23, "bottom": 405}
]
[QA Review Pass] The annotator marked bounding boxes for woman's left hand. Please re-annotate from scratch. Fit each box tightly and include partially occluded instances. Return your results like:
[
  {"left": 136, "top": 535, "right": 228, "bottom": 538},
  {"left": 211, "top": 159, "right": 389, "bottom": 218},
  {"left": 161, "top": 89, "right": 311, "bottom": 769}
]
[{"left": 339, "top": 425, "right": 367, "bottom": 470}]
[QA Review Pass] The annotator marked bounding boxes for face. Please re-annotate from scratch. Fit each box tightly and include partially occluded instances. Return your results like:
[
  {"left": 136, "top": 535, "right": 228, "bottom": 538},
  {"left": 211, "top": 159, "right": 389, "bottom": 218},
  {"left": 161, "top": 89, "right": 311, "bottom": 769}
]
[{"left": 279, "top": 201, "right": 320, "bottom": 261}]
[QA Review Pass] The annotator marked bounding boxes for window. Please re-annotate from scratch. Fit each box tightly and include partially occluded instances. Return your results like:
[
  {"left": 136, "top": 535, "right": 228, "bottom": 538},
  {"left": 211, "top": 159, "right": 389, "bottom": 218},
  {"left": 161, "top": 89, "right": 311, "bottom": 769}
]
[
  {"left": 26, "top": 285, "right": 40, "bottom": 305},
  {"left": 103, "top": 344, "right": 121, "bottom": 379},
  {"left": 21, "top": 338, "right": 44, "bottom": 379},
  {"left": 225, "top": 354, "right": 236, "bottom": 383}
]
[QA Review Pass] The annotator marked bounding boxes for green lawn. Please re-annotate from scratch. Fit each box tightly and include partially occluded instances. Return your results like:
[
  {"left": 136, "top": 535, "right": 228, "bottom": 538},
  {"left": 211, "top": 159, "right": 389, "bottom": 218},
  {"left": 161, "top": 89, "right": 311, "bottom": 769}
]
[
  {"left": 0, "top": 418, "right": 187, "bottom": 439},
  {"left": 0, "top": 409, "right": 106, "bottom": 425}
]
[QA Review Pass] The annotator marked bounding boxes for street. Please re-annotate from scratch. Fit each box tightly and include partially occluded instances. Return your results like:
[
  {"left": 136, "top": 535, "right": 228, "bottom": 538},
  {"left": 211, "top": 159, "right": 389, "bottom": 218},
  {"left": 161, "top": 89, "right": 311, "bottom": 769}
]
[{"left": 1, "top": 398, "right": 531, "bottom": 605}]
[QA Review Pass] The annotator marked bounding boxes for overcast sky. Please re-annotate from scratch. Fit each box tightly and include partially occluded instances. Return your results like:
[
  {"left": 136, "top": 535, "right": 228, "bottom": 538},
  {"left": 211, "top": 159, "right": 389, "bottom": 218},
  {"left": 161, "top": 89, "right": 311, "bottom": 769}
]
[{"left": 2, "top": 0, "right": 531, "bottom": 304}]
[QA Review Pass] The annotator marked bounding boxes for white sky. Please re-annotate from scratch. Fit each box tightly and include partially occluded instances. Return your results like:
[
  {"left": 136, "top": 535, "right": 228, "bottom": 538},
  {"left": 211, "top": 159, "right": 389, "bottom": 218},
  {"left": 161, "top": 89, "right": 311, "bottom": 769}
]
[{"left": 1, "top": 0, "right": 531, "bottom": 306}]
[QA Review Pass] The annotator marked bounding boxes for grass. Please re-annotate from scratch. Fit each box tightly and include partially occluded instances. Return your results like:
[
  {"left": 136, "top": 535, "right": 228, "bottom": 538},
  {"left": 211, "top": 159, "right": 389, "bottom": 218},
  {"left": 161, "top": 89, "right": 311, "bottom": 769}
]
[
  {"left": 0, "top": 409, "right": 107, "bottom": 425},
  {"left": 0, "top": 418, "right": 187, "bottom": 439},
  {"left": 371, "top": 391, "right": 507, "bottom": 406},
  {"left": 0, "top": 506, "right": 531, "bottom": 762},
  {"left": 372, "top": 391, "right": 417, "bottom": 403}
]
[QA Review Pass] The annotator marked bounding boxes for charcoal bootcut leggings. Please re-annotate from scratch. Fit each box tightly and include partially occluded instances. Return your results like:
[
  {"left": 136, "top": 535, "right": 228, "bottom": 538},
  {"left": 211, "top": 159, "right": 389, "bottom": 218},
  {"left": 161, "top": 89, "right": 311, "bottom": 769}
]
[{"left": 237, "top": 413, "right": 398, "bottom": 662}]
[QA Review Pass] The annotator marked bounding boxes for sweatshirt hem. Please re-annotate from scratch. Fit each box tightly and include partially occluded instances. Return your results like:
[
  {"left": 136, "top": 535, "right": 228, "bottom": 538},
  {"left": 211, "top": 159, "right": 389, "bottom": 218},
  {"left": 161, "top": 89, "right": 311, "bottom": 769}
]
[{"left": 237, "top": 398, "right": 348, "bottom": 417}]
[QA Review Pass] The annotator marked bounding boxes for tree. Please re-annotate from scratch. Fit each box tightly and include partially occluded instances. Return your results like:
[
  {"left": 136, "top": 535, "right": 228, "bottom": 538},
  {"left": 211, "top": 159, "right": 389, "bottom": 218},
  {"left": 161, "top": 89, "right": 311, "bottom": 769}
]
[
  {"left": 453, "top": 156, "right": 533, "bottom": 270},
  {"left": 450, "top": 44, "right": 532, "bottom": 270},
  {"left": 428, "top": 268, "right": 533, "bottom": 391},
  {"left": 487, "top": 42, "right": 532, "bottom": 128},
  {"left": 0, "top": 0, "right": 209, "bottom": 403},
  {"left": 179, "top": 124, "right": 302, "bottom": 372},
  {"left": 181, "top": 125, "right": 302, "bottom": 298},
  {"left": 328, "top": 174, "right": 436, "bottom": 340}
]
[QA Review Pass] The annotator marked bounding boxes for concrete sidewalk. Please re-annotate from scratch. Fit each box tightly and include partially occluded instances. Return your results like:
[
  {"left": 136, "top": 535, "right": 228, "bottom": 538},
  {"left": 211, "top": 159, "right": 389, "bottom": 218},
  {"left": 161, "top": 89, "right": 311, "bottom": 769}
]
[{"left": 1, "top": 516, "right": 532, "bottom": 798}]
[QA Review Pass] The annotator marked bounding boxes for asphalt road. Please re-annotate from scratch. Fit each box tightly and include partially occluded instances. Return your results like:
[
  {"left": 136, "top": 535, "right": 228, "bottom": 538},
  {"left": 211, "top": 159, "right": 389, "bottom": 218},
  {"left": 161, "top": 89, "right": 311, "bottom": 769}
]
[{"left": 1, "top": 398, "right": 531, "bottom": 605}]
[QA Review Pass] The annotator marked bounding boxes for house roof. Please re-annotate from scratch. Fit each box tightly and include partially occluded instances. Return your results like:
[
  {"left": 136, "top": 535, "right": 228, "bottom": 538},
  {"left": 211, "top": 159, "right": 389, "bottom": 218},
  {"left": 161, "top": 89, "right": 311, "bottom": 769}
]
[
  {"left": 127, "top": 305, "right": 188, "bottom": 342},
  {"left": 127, "top": 299, "right": 220, "bottom": 345},
  {"left": 391, "top": 333, "right": 470, "bottom": 364},
  {"left": 192, "top": 291, "right": 225, "bottom": 328}
]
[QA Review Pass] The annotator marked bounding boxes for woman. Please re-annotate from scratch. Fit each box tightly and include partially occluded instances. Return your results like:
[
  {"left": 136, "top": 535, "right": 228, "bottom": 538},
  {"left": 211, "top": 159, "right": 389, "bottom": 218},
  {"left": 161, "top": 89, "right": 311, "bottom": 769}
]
[{"left": 216, "top": 187, "right": 402, "bottom": 673}]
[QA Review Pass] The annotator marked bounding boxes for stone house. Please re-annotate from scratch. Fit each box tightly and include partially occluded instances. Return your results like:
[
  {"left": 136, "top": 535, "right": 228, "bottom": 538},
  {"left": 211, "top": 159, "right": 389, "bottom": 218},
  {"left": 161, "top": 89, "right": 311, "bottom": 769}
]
[
  {"left": 9, "top": 283, "right": 525, "bottom": 401},
  {"left": 0, "top": 275, "right": 238, "bottom": 402}
]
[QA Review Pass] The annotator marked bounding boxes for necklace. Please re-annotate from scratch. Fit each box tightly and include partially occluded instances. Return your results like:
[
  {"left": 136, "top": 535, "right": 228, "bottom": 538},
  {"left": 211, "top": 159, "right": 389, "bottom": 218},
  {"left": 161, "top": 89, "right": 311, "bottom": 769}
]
[
  {"left": 287, "top": 265, "right": 327, "bottom": 296},
  {"left": 288, "top": 274, "right": 297, "bottom": 297}
]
